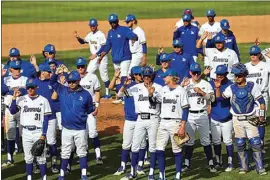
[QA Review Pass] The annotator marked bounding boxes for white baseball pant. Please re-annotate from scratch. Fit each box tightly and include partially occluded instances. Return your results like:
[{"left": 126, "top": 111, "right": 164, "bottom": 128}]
[
  {"left": 185, "top": 111, "right": 211, "bottom": 146},
  {"left": 87, "top": 114, "right": 98, "bottom": 138},
  {"left": 56, "top": 112, "right": 62, "bottom": 130},
  {"left": 128, "top": 53, "right": 143, "bottom": 74},
  {"left": 156, "top": 119, "right": 182, "bottom": 153},
  {"left": 22, "top": 128, "right": 46, "bottom": 164},
  {"left": 61, "top": 127, "right": 88, "bottom": 159},
  {"left": 113, "top": 60, "right": 131, "bottom": 77},
  {"left": 87, "top": 56, "right": 109, "bottom": 82},
  {"left": 131, "top": 115, "right": 159, "bottom": 153},
  {"left": 122, "top": 120, "right": 147, "bottom": 150},
  {"left": 46, "top": 119, "right": 57, "bottom": 145},
  {"left": 4, "top": 108, "right": 20, "bottom": 140},
  {"left": 210, "top": 119, "right": 233, "bottom": 146},
  {"left": 232, "top": 116, "right": 259, "bottom": 139}
]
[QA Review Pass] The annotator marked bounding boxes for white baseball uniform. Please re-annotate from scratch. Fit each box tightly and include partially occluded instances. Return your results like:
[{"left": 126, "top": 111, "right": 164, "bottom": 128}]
[
  {"left": 16, "top": 95, "right": 51, "bottom": 164},
  {"left": 204, "top": 48, "right": 239, "bottom": 81},
  {"left": 262, "top": 48, "right": 270, "bottom": 97},
  {"left": 184, "top": 79, "right": 214, "bottom": 146},
  {"left": 128, "top": 26, "right": 146, "bottom": 73},
  {"left": 80, "top": 73, "right": 101, "bottom": 138},
  {"left": 85, "top": 30, "right": 109, "bottom": 83},
  {"left": 154, "top": 85, "right": 189, "bottom": 153},
  {"left": 175, "top": 19, "right": 199, "bottom": 29},
  {"left": 199, "top": 22, "right": 221, "bottom": 43}
]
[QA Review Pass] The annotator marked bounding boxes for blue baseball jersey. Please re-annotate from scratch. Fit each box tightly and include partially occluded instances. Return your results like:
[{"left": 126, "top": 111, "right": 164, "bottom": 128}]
[
  {"left": 210, "top": 79, "right": 233, "bottom": 122},
  {"left": 124, "top": 81, "right": 138, "bottom": 121},
  {"left": 206, "top": 30, "right": 240, "bottom": 58},
  {"left": 104, "top": 25, "right": 138, "bottom": 63},
  {"left": 153, "top": 69, "right": 166, "bottom": 86},
  {"left": 50, "top": 74, "right": 94, "bottom": 130},
  {"left": 4, "top": 59, "right": 36, "bottom": 78},
  {"left": 173, "top": 25, "right": 200, "bottom": 56}
]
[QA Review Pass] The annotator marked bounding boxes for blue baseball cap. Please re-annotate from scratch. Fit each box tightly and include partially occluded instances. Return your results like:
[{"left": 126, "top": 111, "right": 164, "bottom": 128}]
[
  {"left": 43, "top": 44, "right": 56, "bottom": 54},
  {"left": 108, "top": 13, "right": 119, "bottom": 22},
  {"left": 249, "top": 45, "right": 261, "bottom": 55},
  {"left": 130, "top": 66, "right": 142, "bottom": 76},
  {"left": 9, "top": 48, "right": 20, "bottom": 57},
  {"left": 220, "top": 19, "right": 230, "bottom": 30},
  {"left": 190, "top": 63, "right": 201, "bottom": 72},
  {"left": 160, "top": 53, "right": 171, "bottom": 62},
  {"left": 67, "top": 71, "right": 81, "bottom": 82},
  {"left": 182, "top": 14, "right": 192, "bottom": 21},
  {"left": 172, "top": 39, "right": 183, "bottom": 47},
  {"left": 26, "top": 78, "right": 37, "bottom": 88},
  {"left": 214, "top": 35, "right": 225, "bottom": 43},
  {"left": 89, "top": 18, "right": 98, "bottom": 26},
  {"left": 142, "top": 66, "right": 154, "bottom": 76},
  {"left": 10, "top": 60, "right": 21, "bottom": 69},
  {"left": 206, "top": 9, "right": 216, "bottom": 17},
  {"left": 124, "top": 14, "right": 136, "bottom": 23},
  {"left": 163, "top": 68, "right": 178, "bottom": 78},
  {"left": 76, "top": 57, "right": 87, "bottom": 66},
  {"left": 39, "top": 64, "right": 52, "bottom": 72},
  {"left": 215, "top": 65, "right": 228, "bottom": 75},
  {"left": 231, "top": 63, "right": 248, "bottom": 76}
]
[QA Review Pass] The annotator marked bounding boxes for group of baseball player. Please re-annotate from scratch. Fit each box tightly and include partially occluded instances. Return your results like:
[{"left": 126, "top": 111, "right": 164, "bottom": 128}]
[{"left": 1, "top": 8, "right": 270, "bottom": 180}]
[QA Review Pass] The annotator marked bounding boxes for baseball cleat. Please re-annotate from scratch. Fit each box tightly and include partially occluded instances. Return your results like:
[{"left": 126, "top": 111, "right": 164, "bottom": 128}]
[
  {"left": 214, "top": 163, "right": 223, "bottom": 169},
  {"left": 136, "top": 166, "right": 145, "bottom": 175},
  {"left": 148, "top": 175, "right": 155, "bottom": 180},
  {"left": 81, "top": 175, "right": 88, "bottom": 180},
  {"left": 181, "top": 165, "right": 190, "bottom": 172},
  {"left": 65, "top": 168, "right": 71, "bottom": 175},
  {"left": 209, "top": 165, "right": 217, "bottom": 173},
  {"left": 258, "top": 168, "right": 267, "bottom": 176},
  {"left": 239, "top": 169, "right": 247, "bottom": 174},
  {"left": 96, "top": 157, "right": 103, "bottom": 165},
  {"left": 112, "top": 99, "right": 123, "bottom": 104},
  {"left": 1, "top": 160, "right": 14, "bottom": 168},
  {"left": 225, "top": 164, "right": 233, "bottom": 172},
  {"left": 113, "top": 166, "right": 125, "bottom": 176},
  {"left": 120, "top": 173, "right": 135, "bottom": 180},
  {"left": 102, "top": 95, "right": 112, "bottom": 99},
  {"left": 51, "top": 167, "right": 59, "bottom": 174},
  {"left": 13, "top": 148, "right": 18, "bottom": 155}
]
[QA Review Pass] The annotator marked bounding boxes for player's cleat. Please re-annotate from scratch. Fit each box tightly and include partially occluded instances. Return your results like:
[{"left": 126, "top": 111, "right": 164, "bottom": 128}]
[
  {"left": 87, "top": 171, "right": 91, "bottom": 177},
  {"left": 136, "top": 166, "right": 145, "bottom": 175},
  {"left": 1, "top": 160, "right": 14, "bottom": 168},
  {"left": 112, "top": 99, "right": 123, "bottom": 104},
  {"left": 258, "top": 168, "right": 267, "bottom": 176},
  {"left": 13, "top": 148, "right": 18, "bottom": 155},
  {"left": 225, "top": 164, "right": 233, "bottom": 172},
  {"left": 96, "top": 157, "right": 103, "bottom": 165},
  {"left": 214, "top": 162, "right": 223, "bottom": 169},
  {"left": 148, "top": 175, "right": 155, "bottom": 180},
  {"left": 65, "top": 168, "right": 71, "bottom": 175},
  {"left": 52, "top": 167, "right": 59, "bottom": 174},
  {"left": 113, "top": 166, "right": 125, "bottom": 176},
  {"left": 120, "top": 173, "right": 136, "bottom": 180},
  {"left": 239, "top": 169, "right": 247, "bottom": 174},
  {"left": 81, "top": 175, "right": 88, "bottom": 180},
  {"left": 144, "top": 158, "right": 150, "bottom": 166},
  {"left": 209, "top": 165, "right": 217, "bottom": 173},
  {"left": 102, "top": 95, "right": 112, "bottom": 99},
  {"left": 181, "top": 165, "right": 190, "bottom": 172},
  {"left": 58, "top": 176, "right": 65, "bottom": 180}
]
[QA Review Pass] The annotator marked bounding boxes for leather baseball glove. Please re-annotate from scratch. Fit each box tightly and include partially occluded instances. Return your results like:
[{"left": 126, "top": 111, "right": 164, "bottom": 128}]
[
  {"left": 173, "top": 133, "right": 190, "bottom": 146},
  {"left": 31, "top": 139, "right": 46, "bottom": 157},
  {"left": 248, "top": 117, "right": 267, "bottom": 127}
]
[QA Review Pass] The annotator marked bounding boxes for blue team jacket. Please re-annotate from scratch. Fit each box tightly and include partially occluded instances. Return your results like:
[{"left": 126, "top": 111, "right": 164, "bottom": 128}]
[{"left": 4, "top": 59, "right": 36, "bottom": 78}]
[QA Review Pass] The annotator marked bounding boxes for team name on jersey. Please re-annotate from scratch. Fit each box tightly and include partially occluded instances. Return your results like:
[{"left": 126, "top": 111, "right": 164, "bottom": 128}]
[
  {"left": 90, "top": 40, "right": 97, "bottom": 44},
  {"left": 247, "top": 72, "right": 261, "bottom": 78},
  {"left": 162, "top": 97, "right": 177, "bottom": 104},
  {"left": 23, "top": 106, "right": 41, "bottom": 113},
  {"left": 138, "top": 94, "right": 149, "bottom": 101},
  {"left": 225, "top": 39, "right": 232, "bottom": 43},
  {"left": 213, "top": 56, "right": 229, "bottom": 62},
  {"left": 81, "top": 85, "right": 91, "bottom": 89},
  {"left": 187, "top": 91, "right": 201, "bottom": 97}
]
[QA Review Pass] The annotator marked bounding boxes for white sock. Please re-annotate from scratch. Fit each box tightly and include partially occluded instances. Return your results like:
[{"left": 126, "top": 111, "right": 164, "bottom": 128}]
[
  {"left": 228, "top": 156, "right": 232, "bottom": 164},
  {"left": 27, "top": 175, "right": 32, "bottom": 180},
  {"left": 95, "top": 148, "right": 101, "bottom": 159},
  {"left": 209, "top": 159, "right": 214, "bottom": 166},
  {"left": 131, "top": 166, "right": 134, "bottom": 176},
  {"left": 106, "top": 88, "right": 109, "bottom": 96},
  {"left": 138, "top": 160, "right": 143, "bottom": 167},
  {"left": 121, "top": 161, "right": 126, "bottom": 170},
  {"left": 149, "top": 168, "right": 154, "bottom": 175},
  {"left": 175, "top": 172, "right": 180, "bottom": 179},
  {"left": 52, "top": 156, "right": 57, "bottom": 165},
  {"left": 60, "top": 169, "right": 65, "bottom": 176},
  {"left": 42, "top": 175, "right": 47, "bottom": 180},
  {"left": 81, "top": 168, "right": 86, "bottom": 176},
  {"left": 15, "top": 143, "right": 18, "bottom": 149},
  {"left": 215, "top": 155, "right": 220, "bottom": 163},
  {"left": 7, "top": 153, "right": 11, "bottom": 161},
  {"left": 185, "top": 159, "right": 189, "bottom": 166}
]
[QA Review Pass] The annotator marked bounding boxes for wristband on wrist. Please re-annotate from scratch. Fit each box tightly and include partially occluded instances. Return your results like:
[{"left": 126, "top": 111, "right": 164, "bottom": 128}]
[{"left": 259, "top": 109, "right": 265, "bottom": 117}]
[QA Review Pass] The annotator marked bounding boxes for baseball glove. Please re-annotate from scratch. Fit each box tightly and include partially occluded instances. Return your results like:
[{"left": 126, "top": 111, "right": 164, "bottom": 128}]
[
  {"left": 173, "top": 133, "right": 190, "bottom": 146},
  {"left": 31, "top": 139, "right": 46, "bottom": 157},
  {"left": 248, "top": 117, "right": 267, "bottom": 127}
]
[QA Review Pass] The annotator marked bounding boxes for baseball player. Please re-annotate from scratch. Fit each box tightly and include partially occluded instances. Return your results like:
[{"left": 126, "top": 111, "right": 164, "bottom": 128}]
[
  {"left": 97, "top": 13, "right": 138, "bottom": 86},
  {"left": 150, "top": 68, "right": 189, "bottom": 180},
  {"left": 2, "top": 60, "right": 28, "bottom": 168},
  {"left": 175, "top": 8, "right": 200, "bottom": 29},
  {"left": 205, "top": 19, "right": 240, "bottom": 59},
  {"left": 156, "top": 39, "right": 195, "bottom": 83},
  {"left": 209, "top": 65, "right": 234, "bottom": 172},
  {"left": 4, "top": 48, "right": 36, "bottom": 78},
  {"left": 74, "top": 18, "right": 111, "bottom": 99},
  {"left": 245, "top": 46, "right": 270, "bottom": 151},
  {"left": 114, "top": 66, "right": 148, "bottom": 176},
  {"left": 198, "top": 9, "right": 221, "bottom": 43},
  {"left": 75, "top": 57, "right": 103, "bottom": 164},
  {"left": 154, "top": 53, "right": 171, "bottom": 86},
  {"left": 119, "top": 66, "right": 162, "bottom": 180},
  {"left": 173, "top": 14, "right": 200, "bottom": 61},
  {"left": 50, "top": 70, "right": 94, "bottom": 180},
  {"left": 9, "top": 78, "right": 52, "bottom": 180},
  {"left": 41, "top": 44, "right": 64, "bottom": 67},
  {"left": 124, "top": 14, "right": 147, "bottom": 71},
  {"left": 261, "top": 47, "right": 270, "bottom": 97},
  {"left": 222, "top": 63, "right": 267, "bottom": 175},
  {"left": 181, "top": 63, "right": 217, "bottom": 173},
  {"left": 202, "top": 35, "right": 239, "bottom": 81}
]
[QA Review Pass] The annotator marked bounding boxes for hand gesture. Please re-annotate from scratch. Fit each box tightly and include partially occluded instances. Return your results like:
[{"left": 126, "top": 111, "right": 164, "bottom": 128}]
[
  {"left": 194, "top": 87, "right": 202, "bottom": 94},
  {"left": 60, "top": 64, "right": 69, "bottom": 73},
  {"left": 207, "top": 32, "right": 213, "bottom": 40},
  {"left": 124, "top": 77, "right": 131, "bottom": 86},
  {"left": 254, "top": 37, "right": 260, "bottom": 46},
  {"left": 203, "top": 67, "right": 211, "bottom": 76},
  {"left": 158, "top": 46, "right": 164, "bottom": 54},
  {"left": 148, "top": 64, "right": 156, "bottom": 71},
  {"left": 55, "top": 66, "right": 63, "bottom": 75},
  {"left": 1, "top": 68, "right": 7, "bottom": 77},
  {"left": 201, "top": 31, "right": 208, "bottom": 40},
  {"left": 92, "top": 107, "right": 98, "bottom": 116},
  {"left": 74, "top": 30, "right": 79, "bottom": 38},
  {"left": 13, "top": 88, "right": 21, "bottom": 99},
  {"left": 180, "top": 77, "right": 190, "bottom": 87},
  {"left": 59, "top": 75, "right": 66, "bottom": 85},
  {"left": 29, "top": 55, "right": 37, "bottom": 66},
  {"left": 89, "top": 54, "right": 97, "bottom": 60},
  {"left": 146, "top": 83, "right": 155, "bottom": 97},
  {"left": 214, "top": 79, "right": 221, "bottom": 88},
  {"left": 178, "top": 125, "right": 185, "bottom": 138},
  {"left": 114, "top": 69, "right": 121, "bottom": 78}
]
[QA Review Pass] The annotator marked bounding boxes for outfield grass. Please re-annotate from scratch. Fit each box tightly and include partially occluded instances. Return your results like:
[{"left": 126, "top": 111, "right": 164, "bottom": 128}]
[{"left": 2, "top": 1, "right": 270, "bottom": 24}]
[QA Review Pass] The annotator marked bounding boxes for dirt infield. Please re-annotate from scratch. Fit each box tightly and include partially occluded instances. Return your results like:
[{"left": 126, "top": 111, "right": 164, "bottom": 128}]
[{"left": 2, "top": 15, "right": 270, "bottom": 57}]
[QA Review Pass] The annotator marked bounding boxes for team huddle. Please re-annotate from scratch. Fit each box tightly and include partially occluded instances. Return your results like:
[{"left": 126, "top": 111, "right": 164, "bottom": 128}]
[{"left": 1, "top": 8, "right": 270, "bottom": 180}]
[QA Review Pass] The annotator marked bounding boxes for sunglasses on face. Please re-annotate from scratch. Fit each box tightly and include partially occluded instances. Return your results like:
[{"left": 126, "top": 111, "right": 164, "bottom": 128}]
[
  {"left": 77, "top": 65, "right": 86, "bottom": 69},
  {"left": 48, "top": 52, "right": 54, "bottom": 55},
  {"left": 68, "top": 81, "right": 76, "bottom": 84},
  {"left": 250, "top": 53, "right": 259, "bottom": 56},
  {"left": 109, "top": 21, "right": 118, "bottom": 25},
  {"left": 13, "top": 68, "right": 21, "bottom": 71},
  {"left": 234, "top": 74, "right": 245, "bottom": 78},
  {"left": 134, "top": 73, "right": 141, "bottom": 76},
  {"left": 173, "top": 46, "right": 182, "bottom": 48},
  {"left": 191, "top": 71, "right": 201, "bottom": 75},
  {"left": 27, "top": 86, "right": 35, "bottom": 90}
]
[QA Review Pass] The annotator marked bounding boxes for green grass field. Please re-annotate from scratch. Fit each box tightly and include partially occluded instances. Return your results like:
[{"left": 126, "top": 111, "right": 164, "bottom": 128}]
[
  {"left": 2, "top": 1, "right": 270, "bottom": 24},
  {"left": 1, "top": 44, "right": 270, "bottom": 179}
]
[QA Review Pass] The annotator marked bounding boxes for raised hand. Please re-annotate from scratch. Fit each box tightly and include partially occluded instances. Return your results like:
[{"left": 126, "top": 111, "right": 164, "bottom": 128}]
[
  {"left": 203, "top": 67, "right": 212, "bottom": 76},
  {"left": 29, "top": 55, "right": 37, "bottom": 66},
  {"left": 114, "top": 69, "right": 121, "bottom": 78},
  {"left": 12, "top": 88, "right": 21, "bottom": 99},
  {"left": 254, "top": 37, "right": 260, "bottom": 46},
  {"left": 55, "top": 66, "right": 64, "bottom": 75},
  {"left": 158, "top": 46, "right": 164, "bottom": 54},
  {"left": 201, "top": 31, "right": 208, "bottom": 40},
  {"left": 146, "top": 83, "right": 155, "bottom": 97},
  {"left": 1, "top": 68, "right": 7, "bottom": 77},
  {"left": 180, "top": 77, "right": 190, "bottom": 87}
]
